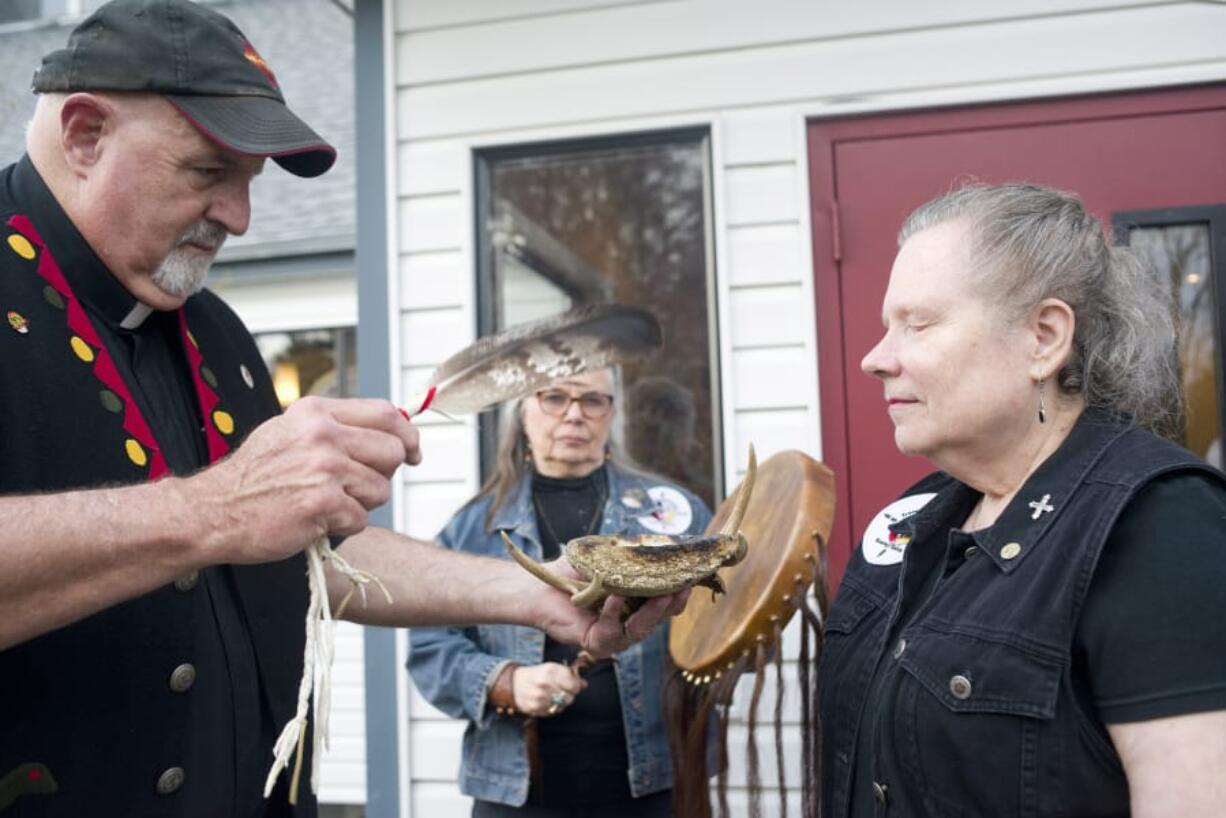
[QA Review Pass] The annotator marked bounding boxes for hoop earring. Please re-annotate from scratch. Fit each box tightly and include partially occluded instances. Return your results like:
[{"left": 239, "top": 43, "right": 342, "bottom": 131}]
[{"left": 1038, "top": 378, "right": 1047, "bottom": 424}]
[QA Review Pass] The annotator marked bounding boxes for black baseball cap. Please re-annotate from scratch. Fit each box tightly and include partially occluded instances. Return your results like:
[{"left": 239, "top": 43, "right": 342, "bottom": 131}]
[{"left": 31, "top": 0, "right": 336, "bottom": 178}]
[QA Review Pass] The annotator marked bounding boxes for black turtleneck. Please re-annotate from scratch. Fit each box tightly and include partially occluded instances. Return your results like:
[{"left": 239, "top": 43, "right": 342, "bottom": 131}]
[
  {"left": 532, "top": 466, "right": 607, "bottom": 559},
  {"left": 527, "top": 465, "right": 634, "bottom": 807}
]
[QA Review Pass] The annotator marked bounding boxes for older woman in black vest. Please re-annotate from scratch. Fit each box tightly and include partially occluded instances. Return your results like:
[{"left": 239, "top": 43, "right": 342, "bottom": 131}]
[{"left": 819, "top": 184, "right": 1226, "bottom": 817}]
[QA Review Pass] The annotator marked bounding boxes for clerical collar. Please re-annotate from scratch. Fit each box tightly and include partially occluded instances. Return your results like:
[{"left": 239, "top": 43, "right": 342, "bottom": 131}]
[
  {"left": 120, "top": 302, "right": 154, "bottom": 329},
  {"left": 12, "top": 155, "right": 157, "bottom": 329}
]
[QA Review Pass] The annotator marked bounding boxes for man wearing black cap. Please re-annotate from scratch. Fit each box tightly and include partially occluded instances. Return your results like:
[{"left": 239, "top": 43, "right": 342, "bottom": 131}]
[{"left": 0, "top": 2, "right": 685, "bottom": 816}]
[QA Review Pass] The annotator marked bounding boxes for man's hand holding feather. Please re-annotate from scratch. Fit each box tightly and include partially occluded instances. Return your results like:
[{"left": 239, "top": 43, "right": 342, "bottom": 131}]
[{"left": 185, "top": 396, "right": 421, "bottom": 566}]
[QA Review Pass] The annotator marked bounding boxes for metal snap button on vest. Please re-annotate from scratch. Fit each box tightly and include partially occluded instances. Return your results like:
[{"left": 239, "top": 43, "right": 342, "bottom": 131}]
[
  {"left": 169, "top": 664, "right": 196, "bottom": 694},
  {"left": 1000, "top": 542, "right": 1022, "bottom": 560},
  {"left": 156, "top": 766, "right": 185, "bottom": 795},
  {"left": 872, "top": 781, "right": 889, "bottom": 806},
  {"left": 963, "top": 545, "right": 979, "bottom": 558},
  {"left": 949, "top": 674, "right": 973, "bottom": 700},
  {"left": 174, "top": 571, "right": 199, "bottom": 592},
  {"left": 893, "top": 638, "right": 906, "bottom": 660}
]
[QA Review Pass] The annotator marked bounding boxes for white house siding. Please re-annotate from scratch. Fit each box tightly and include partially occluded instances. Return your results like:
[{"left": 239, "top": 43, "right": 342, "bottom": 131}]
[{"left": 387, "top": 1, "right": 1226, "bottom": 814}]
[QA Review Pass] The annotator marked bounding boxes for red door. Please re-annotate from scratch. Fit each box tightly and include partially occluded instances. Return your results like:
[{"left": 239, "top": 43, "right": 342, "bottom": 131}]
[{"left": 809, "top": 83, "right": 1226, "bottom": 590}]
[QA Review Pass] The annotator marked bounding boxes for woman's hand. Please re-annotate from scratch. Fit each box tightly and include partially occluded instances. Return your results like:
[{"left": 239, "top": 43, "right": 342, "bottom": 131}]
[{"left": 511, "top": 662, "right": 587, "bottom": 717}]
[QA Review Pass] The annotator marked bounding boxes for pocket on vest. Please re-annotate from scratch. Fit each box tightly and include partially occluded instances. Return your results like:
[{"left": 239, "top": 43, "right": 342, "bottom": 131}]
[
  {"left": 894, "top": 627, "right": 1063, "bottom": 816},
  {"left": 898, "top": 627, "right": 1062, "bottom": 718}
]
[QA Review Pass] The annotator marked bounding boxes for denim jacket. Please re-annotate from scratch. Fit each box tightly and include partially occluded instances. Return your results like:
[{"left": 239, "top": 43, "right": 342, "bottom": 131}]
[
  {"left": 819, "top": 410, "right": 1225, "bottom": 817},
  {"left": 408, "top": 464, "right": 711, "bottom": 806}
]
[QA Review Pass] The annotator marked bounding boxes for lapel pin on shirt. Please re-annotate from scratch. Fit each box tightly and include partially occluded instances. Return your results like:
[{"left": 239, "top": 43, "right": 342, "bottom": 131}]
[
  {"left": 1028, "top": 494, "right": 1055, "bottom": 520},
  {"left": 6, "top": 310, "right": 29, "bottom": 334}
]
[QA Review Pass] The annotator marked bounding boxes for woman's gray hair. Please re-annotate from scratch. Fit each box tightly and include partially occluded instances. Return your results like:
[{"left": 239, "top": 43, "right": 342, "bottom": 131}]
[
  {"left": 900, "top": 183, "right": 1183, "bottom": 438},
  {"left": 470, "top": 368, "right": 637, "bottom": 530}
]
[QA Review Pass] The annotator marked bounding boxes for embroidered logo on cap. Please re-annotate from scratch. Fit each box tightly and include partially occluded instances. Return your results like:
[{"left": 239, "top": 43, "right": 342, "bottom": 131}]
[
  {"left": 242, "top": 42, "right": 279, "bottom": 89},
  {"left": 861, "top": 493, "right": 937, "bottom": 566}
]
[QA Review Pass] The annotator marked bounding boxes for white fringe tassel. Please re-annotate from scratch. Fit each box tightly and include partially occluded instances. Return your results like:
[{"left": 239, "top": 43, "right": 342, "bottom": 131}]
[{"left": 264, "top": 536, "right": 392, "bottom": 803}]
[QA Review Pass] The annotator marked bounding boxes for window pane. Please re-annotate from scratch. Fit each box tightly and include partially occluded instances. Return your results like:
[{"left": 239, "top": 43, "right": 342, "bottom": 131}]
[
  {"left": 1129, "top": 224, "right": 1220, "bottom": 464},
  {"left": 482, "top": 133, "right": 720, "bottom": 507},
  {"left": 255, "top": 327, "right": 357, "bottom": 408}
]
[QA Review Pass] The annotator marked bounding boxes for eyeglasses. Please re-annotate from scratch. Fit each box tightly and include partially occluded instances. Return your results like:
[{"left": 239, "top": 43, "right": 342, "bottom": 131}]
[{"left": 535, "top": 389, "right": 615, "bottom": 419}]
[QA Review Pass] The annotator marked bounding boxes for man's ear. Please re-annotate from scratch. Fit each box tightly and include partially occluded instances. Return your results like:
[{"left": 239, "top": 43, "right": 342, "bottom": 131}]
[
  {"left": 59, "top": 93, "right": 112, "bottom": 176},
  {"left": 1029, "top": 297, "right": 1077, "bottom": 381}
]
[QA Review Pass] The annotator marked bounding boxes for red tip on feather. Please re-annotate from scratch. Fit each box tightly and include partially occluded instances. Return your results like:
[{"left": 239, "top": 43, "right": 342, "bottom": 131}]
[{"left": 417, "top": 385, "right": 437, "bottom": 415}]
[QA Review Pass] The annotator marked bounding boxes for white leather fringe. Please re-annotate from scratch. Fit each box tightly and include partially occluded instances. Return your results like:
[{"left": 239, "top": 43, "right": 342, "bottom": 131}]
[{"left": 264, "top": 537, "right": 390, "bottom": 803}]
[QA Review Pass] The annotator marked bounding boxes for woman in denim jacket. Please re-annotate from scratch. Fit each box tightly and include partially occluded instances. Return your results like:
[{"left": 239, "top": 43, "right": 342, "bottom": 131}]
[{"left": 409, "top": 368, "right": 711, "bottom": 817}]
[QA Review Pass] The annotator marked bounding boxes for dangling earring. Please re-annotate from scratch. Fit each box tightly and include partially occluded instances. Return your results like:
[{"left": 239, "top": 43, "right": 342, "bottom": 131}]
[
  {"left": 1038, "top": 378, "right": 1047, "bottom": 424},
  {"left": 523, "top": 439, "right": 534, "bottom": 463}
]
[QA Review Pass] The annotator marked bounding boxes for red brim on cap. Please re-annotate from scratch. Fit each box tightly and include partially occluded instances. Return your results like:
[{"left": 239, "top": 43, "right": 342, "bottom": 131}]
[{"left": 167, "top": 94, "right": 337, "bottom": 178}]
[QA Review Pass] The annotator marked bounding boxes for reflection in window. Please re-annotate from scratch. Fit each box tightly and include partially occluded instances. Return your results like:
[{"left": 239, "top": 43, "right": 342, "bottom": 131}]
[
  {"left": 0, "top": 0, "right": 42, "bottom": 23},
  {"left": 1129, "top": 224, "right": 1219, "bottom": 464},
  {"left": 479, "top": 131, "right": 720, "bottom": 507},
  {"left": 255, "top": 327, "right": 356, "bottom": 408}
]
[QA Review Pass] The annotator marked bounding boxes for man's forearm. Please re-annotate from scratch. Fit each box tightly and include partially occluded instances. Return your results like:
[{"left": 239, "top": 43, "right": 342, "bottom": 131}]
[
  {"left": 0, "top": 479, "right": 204, "bottom": 650},
  {"left": 328, "top": 527, "right": 534, "bottom": 629},
  {"left": 0, "top": 397, "right": 423, "bottom": 651},
  {"left": 328, "top": 526, "right": 689, "bottom": 660}
]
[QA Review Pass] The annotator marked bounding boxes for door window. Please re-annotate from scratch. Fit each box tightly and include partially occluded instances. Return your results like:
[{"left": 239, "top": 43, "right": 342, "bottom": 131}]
[{"left": 1115, "top": 207, "right": 1226, "bottom": 465}]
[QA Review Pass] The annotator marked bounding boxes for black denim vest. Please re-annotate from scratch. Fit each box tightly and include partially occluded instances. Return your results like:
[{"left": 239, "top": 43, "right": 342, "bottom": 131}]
[{"left": 818, "top": 411, "right": 1223, "bottom": 817}]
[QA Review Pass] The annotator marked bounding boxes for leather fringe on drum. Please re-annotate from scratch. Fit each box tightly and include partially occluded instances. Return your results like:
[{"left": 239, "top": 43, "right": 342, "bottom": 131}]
[{"left": 665, "top": 567, "right": 828, "bottom": 818}]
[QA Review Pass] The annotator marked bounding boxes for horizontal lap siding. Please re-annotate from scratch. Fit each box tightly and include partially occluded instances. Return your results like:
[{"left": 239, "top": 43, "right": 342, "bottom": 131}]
[
  {"left": 396, "top": 4, "right": 1225, "bottom": 140},
  {"left": 396, "top": 0, "right": 1173, "bottom": 86},
  {"left": 317, "top": 621, "right": 369, "bottom": 803},
  {"left": 390, "top": 1, "right": 1226, "bottom": 814}
]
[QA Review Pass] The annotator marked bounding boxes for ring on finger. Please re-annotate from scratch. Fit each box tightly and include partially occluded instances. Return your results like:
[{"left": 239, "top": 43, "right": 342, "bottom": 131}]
[{"left": 550, "top": 691, "right": 568, "bottom": 708}]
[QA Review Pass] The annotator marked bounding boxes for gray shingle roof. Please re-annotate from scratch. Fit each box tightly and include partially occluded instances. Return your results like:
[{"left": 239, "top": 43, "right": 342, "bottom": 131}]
[{"left": 0, "top": 0, "right": 355, "bottom": 259}]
